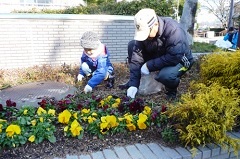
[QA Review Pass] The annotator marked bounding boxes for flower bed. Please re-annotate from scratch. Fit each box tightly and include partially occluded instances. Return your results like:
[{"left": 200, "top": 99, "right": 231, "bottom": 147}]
[{"left": 0, "top": 94, "right": 170, "bottom": 149}]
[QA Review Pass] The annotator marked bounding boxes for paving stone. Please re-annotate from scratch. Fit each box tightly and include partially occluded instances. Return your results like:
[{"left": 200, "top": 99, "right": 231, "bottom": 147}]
[
  {"left": 91, "top": 151, "right": 105, "bottom": 159},
  {"left": 125, "top": 145, "right": 145, "bottom": 159},
  {"left": 135, "top": 143, "right": 158, "bottom": 159},
  {"left": 231, "top": 132, "right": 240, "bottom": 138},
  {"left": 210, "top": 153, "right": 229, "bottom": 159},
  {"left": 66, "top": 155, "right": 78, "bottom": 159},
  {"left": 79, "top": 154, "right": 92, "bottom": 159},
  {"left": 197, "top": 146, "right": 211, "bottom": 159},
  {"left": 113, "top": 146, "right": 131, "bottom": 159},
  {"left": 229, "top": 151, "right": 240, "bottom": 158},
  {"left": 186, "top": 146, "right": 202, "bottom": 159},
  {"left": 175, "top": 147, "right": 192, "bottom": 159},
  {"left": 146, "top": 143, "right": 171, "bottom": 159},
  {"left": 217, "top": 143, "right": 230, "bottom": 155},
  {"left": 206, "top": 143, "right": 220, "bottom": 157},
  {"left": 103, "top": 149, "right": 118, "bottom": 159},
  {"left": 160, "top": 145, "right": 182, "bottom": 159}
]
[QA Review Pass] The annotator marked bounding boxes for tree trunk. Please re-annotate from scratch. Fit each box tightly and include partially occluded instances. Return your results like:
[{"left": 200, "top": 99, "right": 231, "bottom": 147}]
[{"left": 180, "top": 0, "right": 198, "bottom": 45}]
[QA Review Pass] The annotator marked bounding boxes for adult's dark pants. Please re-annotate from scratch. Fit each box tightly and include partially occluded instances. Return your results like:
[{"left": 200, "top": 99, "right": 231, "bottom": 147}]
[{"left": 127, "top": 40, "right": 193, "bottom": 91}]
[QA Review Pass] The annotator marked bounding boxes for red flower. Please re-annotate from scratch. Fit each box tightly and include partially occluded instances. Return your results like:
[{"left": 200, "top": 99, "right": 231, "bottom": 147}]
[
  {"left": 77, "top": 104, "right": 83, "bottom": 110},
  {"left": 6, "top": 99, "right": 16, "bottom": 107},
  {"left": 161, "top": 105, "right": 167, "bottom": 112},
  {"left": 0, "top": 104, "right": 3, "bottom": 111}
]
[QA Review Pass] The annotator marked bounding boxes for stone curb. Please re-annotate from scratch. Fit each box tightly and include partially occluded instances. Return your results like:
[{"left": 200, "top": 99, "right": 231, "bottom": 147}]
[{"left": 54, "top": 132, "right": 240, "bottom": 159}]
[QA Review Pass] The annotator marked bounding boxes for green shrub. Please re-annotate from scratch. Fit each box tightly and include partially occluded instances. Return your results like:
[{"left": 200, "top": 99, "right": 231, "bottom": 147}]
[
  {"left": 166, "top": 83, "right": 240, "bottom": 155},
  {"left": 13, "top": 0, "right": 174, "bottom": 17},
  {"left": 199, "top": 51, "right": 240, "bottom": 92}
]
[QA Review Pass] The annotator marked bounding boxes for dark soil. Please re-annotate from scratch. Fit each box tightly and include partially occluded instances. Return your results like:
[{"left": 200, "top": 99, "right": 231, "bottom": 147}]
[{"left": 0, "top": 62, "right": 200, "bottom": 159}]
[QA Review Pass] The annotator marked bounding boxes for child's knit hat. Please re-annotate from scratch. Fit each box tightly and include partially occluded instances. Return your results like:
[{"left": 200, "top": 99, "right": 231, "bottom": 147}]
[{"left": 80, "top": 31, "right": 101, "bottom": 49}]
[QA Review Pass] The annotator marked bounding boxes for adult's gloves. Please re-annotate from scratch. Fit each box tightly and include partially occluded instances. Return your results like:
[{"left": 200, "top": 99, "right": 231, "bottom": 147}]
[
  {"left": 127, "top": 86, "right": 138, "bottom": 99},
  {"left": 141, "top": 63, "right": 150, "bottom": 75},
  {"left": 77, "top": 74, "right": 84, "bottom": 81},
  {"left": 84, "top": 85, "right": 92, "bottom": 94}
]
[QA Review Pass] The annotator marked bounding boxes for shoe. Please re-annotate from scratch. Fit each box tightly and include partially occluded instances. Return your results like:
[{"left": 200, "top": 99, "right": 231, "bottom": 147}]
[
  {"left": 106, "top": 75, "right": 115, "bottom": 88},
  {"left": 165, "top": 87, "right": 177, "bottom": 101},
  {"left": 118, "top": 81, "right": 129, "bottom": 90}
]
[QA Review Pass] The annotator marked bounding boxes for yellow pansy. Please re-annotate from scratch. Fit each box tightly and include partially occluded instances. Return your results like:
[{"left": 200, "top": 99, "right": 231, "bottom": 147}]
[
  {"left": 137, "top": 122, "right": 147, "bottom": 130},
  {"left": 92, "top": 112, "right": 98, "bottom": 117},
  {"left": 23, "top": 109, "right": 28, "bottom": 115},
  {"left": 118, "top": 117, "right": 125, "bottom": 122},
  {"left": 28, "top": 135, "right": 35, "bottom": 142},
  {"left": 37, "top": 107, "right": 47, "bottom": 116},
  {"left": 138, "top": 113, "right": 148, "bottom": 122},
  {"left": 106, "top": 95, "right": 112, "bottom": 102},
  {"left": 39, "top": 117, "right": 44, "bottom": 122},
  {"left": 106, "top": 115, "right": 118, "bottom": 128},
  {"left": 100, "top": 122, "right": 109, "bottom": 134},
  {"left": 126, "top": 123, "right": 136, "bottom": 131},
  {"left": 101, "top": 116, "right": 107, "bottom": 123},
  {"left": 112, "top": 102, "right": 119, "bottom": 108},
  {"left": 81, "top": 108, "right": 90, "bottom": 114},
  {"left": 31, "top": 119, "right": 37, "bottom": 126},
  {"left": 82, "top": 116, "right": 87, "bottom": 122},
  {"left": 100, "top": 115, "right": 118, "bottom": 134},
  {"left": 0, "top": 124, "right": 3, "bottom": 133},
  {"left": 64, "top": 126, "right": 68, "bottom": 132},
  {"left": 0, "top": 119, "right": 7, "bottom": 123},
  {"left": 124, "top": 114, "right": 133, "bottom": 124},
  {"left": 6, "top": 124, "right": 21, "bottom": 137},
  {"left": 87, "top": 116, "right": 96, "bottom": 124},
  {"left": 58, "top": 109, "right": 71, "bottom": 124},
  {"left": 48, "top": 109, "right": 55, "bottom": 116},
  {"left": 143, "top": 106, "right": 151, "bottom": 115},
  {"left": 70, "top": 120, "right": 82, "bottom": 137},
  {"left": 137, "top": 113, "right": 148, "bottom": 130},
  {"left": 99, "top": 100, "right": 105, "bottom": 107},
  {"left": 115, "top": 98, "right": 121, "bottom": 104},
  {"left": 73, "top": 112, "right": 78, "bottom": 119}
]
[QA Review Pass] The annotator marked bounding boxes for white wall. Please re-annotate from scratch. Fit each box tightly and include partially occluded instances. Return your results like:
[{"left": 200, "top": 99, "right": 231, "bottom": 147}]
[{"left": 0, "top": 14, "right": 135, "bottom": 69}]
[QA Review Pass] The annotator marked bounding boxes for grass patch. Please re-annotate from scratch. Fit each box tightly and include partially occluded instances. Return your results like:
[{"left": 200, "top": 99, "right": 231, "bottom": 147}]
[{"left": 191, "top": 42, "right": 218, "bottom": 53}]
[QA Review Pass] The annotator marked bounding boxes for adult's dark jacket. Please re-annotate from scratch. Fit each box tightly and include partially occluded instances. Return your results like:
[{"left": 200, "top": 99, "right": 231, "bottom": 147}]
[{"left": 129, "top": 16, "right": 193, "bottom": 88}]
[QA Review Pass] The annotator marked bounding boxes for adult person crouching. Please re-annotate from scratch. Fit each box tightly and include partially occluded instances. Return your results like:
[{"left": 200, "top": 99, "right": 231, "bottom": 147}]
[
  {"left": 223, "top": 26, "right": 239, "bottom": 50},
  {"left": 121, "top": 8, "right": 194, "bottom": 100}
]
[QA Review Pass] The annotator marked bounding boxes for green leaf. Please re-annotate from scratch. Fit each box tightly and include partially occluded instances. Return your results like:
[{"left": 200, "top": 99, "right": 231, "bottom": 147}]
[
  {"left": 48, "top": 136, "right": 56, "bottom": 143},
  {"left": 78, "top": 131, "right": 84, "bottom": 139}
]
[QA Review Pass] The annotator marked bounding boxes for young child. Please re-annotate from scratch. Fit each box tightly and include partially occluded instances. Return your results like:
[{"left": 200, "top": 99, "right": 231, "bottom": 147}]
[{"left": 77, "top": 31, "right": 114, "bottom": 94}]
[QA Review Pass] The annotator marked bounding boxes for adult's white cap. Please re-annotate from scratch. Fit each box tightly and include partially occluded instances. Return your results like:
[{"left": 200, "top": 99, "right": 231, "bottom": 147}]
[{"left": 134, "top": 8, "right": 158, "bottom": 41}]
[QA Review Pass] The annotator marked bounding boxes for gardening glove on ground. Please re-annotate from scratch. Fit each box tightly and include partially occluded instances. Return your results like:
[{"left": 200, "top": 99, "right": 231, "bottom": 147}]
[
  {"left": 141, "top": 63, "right": 150, "bottom": 75},
  {"left": 84, "top": 84, "right": 92, "bottom": 94},
  {"left": 77, "top": 74, "right": 84, "bottom": 81},
  {"left": 127, "top": 86, "right": 138, "bottom": 99}
]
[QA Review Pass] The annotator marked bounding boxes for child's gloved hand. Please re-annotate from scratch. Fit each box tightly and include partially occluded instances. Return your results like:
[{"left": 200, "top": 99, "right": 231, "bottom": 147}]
[
  {"left": 84, "top": 85, "right": 92, "bottom": 94},
  {"left": 141, "top": 63, "right": 150, "bottom": 75},
  {"left": 77, "top": 74, "right": 84, "bottom": 81},
  {"left": 127, "top": 86, "right": 138, "bottom": 98}
]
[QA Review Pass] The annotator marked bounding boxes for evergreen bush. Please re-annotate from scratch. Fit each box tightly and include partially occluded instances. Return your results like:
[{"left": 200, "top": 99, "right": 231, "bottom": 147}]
[
  {"left": 199, "top": 51, "right": 240, "bottom": 93},
  {"left": 166, "top": 82, "right": 240, "bottom": 155}
]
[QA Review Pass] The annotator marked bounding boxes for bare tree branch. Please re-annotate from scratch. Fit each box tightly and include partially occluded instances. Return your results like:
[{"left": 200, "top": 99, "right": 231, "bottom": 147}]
[{"left": 201, "top": 0, "right": 230, "bottom": 27}]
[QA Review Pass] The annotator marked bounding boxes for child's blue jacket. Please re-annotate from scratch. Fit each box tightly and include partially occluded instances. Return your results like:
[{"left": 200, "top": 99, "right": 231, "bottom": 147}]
[{"left": 79, "top": 46, "right": 114, "bottom": 88}]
